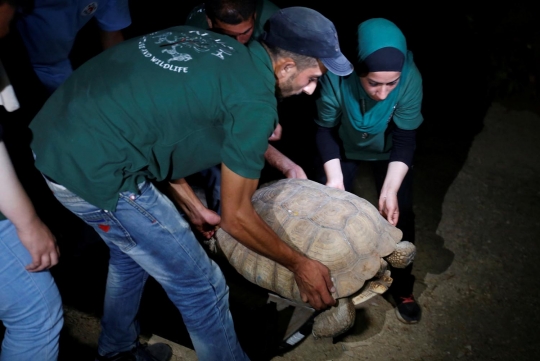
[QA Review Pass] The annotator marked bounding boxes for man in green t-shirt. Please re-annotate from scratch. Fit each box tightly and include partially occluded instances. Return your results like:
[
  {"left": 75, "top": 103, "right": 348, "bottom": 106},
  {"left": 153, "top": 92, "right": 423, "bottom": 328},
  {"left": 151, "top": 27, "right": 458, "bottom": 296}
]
[
  {"left": 185, "top": 0, "right": 279, "bottom": 45},
  {"left": 185, "top": 0, "right": 302, "bottom": 216},
  {"left": 30, "top": 7, "right": 353, "bottom": 361}
]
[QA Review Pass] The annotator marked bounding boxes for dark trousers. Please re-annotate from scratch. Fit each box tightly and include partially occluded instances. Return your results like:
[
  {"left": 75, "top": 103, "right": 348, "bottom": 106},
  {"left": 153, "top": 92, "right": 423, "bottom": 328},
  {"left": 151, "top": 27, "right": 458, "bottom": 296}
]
[{"left": 315, "top": 157, "right": 416, "bottom": 298}]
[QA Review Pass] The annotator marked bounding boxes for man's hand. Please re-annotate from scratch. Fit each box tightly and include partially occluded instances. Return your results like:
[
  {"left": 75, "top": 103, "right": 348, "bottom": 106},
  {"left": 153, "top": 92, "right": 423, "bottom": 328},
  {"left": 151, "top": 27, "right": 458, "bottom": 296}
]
[
  {"left": 221, "top": 164, "right": 335, "bottom": 310},
  {"left": 189, "top": 207, "right": 221, "bottom": 239},
  {"left": 167, "top": 178, "right": 221, "bottom": 239},
  {"left": 283, "top": 164, "right": 307, "bottom": 179},
  {"left": 292, "top": 257, "right": 336, "bottom": 310},
  {"left": 264, "top": 144, "right": 307, "bottom": 179},
  {"left": 17, "top": 218, "right": 59, "bottom": 272},
  {"left": 268, "top": 123, "right": 282, "bottom": 141}
]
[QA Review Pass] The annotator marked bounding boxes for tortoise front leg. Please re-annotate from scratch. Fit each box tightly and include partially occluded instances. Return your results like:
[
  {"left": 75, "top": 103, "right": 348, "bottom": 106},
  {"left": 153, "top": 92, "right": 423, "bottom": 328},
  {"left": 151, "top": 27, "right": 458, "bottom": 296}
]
[{"left": 312, "top": 298, "right": 356, "bottom": 339}]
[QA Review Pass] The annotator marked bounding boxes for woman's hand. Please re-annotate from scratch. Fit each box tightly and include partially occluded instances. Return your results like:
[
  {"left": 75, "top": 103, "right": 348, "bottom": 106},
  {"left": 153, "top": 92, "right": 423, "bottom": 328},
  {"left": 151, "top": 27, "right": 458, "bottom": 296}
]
[
  {"left": 323, "top": 158, "right": 345, "bottom": 190},
  {"left": 378, "top": 192, "right": 399, "bottom": 226},
  {"left": 379, "top": 161, "right": 409, "bottom": 226}
]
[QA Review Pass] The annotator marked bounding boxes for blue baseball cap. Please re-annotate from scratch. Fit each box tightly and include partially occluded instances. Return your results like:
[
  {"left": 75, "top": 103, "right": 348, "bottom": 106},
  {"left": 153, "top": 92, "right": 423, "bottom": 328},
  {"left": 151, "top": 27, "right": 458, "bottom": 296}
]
[{"left": 261, "top": 7, "right": 353, "bottom": 76}]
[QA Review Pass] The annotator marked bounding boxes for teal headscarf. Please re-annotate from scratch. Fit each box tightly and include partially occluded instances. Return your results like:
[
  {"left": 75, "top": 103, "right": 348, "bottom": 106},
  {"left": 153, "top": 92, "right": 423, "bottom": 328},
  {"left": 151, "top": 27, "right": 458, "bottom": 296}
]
[{"left": 343, "top": 18, "right": 412, "bottom": 135}]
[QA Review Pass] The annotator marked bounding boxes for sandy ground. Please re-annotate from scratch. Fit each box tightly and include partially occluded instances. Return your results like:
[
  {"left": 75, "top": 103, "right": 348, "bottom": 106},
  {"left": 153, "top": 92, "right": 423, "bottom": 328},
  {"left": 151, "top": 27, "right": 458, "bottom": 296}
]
[{"left": 52, "top": 101, "right": 540, "bottom": 360}]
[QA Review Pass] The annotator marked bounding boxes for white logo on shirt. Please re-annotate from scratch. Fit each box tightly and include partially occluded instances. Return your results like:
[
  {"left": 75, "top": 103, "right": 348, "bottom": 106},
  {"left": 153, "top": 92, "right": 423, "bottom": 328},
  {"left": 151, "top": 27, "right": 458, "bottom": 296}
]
[
  {"left": 162, "top": 44, "right": 193, "bottom": 63},
  {"left": 82, "top": 2, "right": 98, "bottom": 16},
  {"left": 138, "top": 30, "right": 235, "bottom": 74},
  {"left": 139, "top": 36, "right": 190, "bottom": 73},
  {"left": 150, "top": 30, "right": 234, "bottom": 58}
]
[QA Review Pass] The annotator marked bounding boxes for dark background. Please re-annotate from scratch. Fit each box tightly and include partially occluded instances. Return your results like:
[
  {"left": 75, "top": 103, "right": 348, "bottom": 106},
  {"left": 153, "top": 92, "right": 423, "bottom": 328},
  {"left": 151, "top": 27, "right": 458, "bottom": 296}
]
[{"left": 1, "top": 0, "right": 538, "bottom": 360}]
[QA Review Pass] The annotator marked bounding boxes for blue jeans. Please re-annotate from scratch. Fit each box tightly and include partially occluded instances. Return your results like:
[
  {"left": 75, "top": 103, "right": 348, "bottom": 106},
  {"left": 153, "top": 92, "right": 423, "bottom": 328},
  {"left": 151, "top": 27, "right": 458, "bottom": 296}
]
[
  {"left": 44, "top": 178, "right": 248, "bottom": 361},
  {"left": 0, "top": 220, "right": 63, "bottom": 361}
]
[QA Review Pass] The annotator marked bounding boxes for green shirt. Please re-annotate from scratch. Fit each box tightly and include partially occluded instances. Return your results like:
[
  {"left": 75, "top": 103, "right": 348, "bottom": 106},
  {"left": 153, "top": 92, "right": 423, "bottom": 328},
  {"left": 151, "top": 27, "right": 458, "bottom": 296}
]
[
  {"left": 185, "top": 0, "right": 280, "bottom": 42},
  {"left": 315, "top": 60, "right": 423, "bottom": 161},
  {"left": 30, "top": 26, "right": 277, "bottom": 211}
]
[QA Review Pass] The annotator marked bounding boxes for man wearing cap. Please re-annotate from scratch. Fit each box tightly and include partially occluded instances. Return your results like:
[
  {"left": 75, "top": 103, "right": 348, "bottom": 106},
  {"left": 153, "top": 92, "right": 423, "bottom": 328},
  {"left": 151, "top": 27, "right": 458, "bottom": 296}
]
[
  {"left": 30, "top": 6, "right": 353, "bottom": 361},
  {"left": 185, "top": 0, "right": 304, "bottom": 216}
]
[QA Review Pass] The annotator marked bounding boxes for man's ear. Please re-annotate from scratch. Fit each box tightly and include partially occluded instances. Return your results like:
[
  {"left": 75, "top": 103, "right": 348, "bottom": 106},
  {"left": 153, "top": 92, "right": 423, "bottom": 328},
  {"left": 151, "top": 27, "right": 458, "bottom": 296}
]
[
  {"left": 276, "top": 59, "right": 296, "bottom": 79},
  {"left": 206, "top": 16, "right": 213, "bottom": 29}
]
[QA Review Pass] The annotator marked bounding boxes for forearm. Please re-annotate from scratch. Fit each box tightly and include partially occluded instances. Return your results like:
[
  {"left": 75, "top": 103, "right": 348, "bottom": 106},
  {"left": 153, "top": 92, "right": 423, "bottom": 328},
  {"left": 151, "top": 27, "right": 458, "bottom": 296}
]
[
  {"left": 223, "top": 202, "right": 305, "bottom": 271},
  {"left": 323, "top": 158, "right": 344, "bottom": 189},
  {"left": 380, "top": 161, "right": 409, "bottom": 196},
  {"left": 220, "top": 164, "right": 335, "bottom": 309},
  {"left": 264, "top": 144, "right": 289, "bottom": 172},
  {"left": 0, "top": 141, "right": 39, "bottom": 229},
  {"left": 100, "top": 29, "right": 124, "bottom": 50},
  {"left": 264, "top": 144, "right": 306, "bottom": 179},
  {"left": 167, "top": 178, "right": 208, "bottom": 220},
  {"left": 220, "top": 165, "right": 305, "bottom": 271}
]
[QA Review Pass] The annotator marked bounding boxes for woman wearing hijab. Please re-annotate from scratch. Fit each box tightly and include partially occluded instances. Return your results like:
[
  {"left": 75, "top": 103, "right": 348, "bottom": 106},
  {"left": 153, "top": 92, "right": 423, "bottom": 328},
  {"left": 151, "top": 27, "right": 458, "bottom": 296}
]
[{"left": 314, "top": 18, "right": 423, "bottom": 324}]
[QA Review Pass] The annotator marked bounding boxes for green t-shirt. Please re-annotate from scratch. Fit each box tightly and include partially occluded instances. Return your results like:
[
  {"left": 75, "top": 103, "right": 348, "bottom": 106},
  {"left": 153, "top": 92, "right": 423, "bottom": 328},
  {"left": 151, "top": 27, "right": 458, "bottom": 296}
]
[
  {"left": 185, "top": 0, "right": 280, "bottom": 42},
  {"left": 30, "top": 26, "right": 277, "bottom": 211},
  {"left": 315, "top": 59, "right": 423, "bottom": 161}
]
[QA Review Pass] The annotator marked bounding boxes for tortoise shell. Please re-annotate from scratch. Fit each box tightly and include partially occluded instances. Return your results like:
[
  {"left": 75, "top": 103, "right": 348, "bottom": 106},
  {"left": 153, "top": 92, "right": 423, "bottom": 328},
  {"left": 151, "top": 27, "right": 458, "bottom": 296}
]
[{"left": 215, "top": 178, "right": 403, "bottom": 303}]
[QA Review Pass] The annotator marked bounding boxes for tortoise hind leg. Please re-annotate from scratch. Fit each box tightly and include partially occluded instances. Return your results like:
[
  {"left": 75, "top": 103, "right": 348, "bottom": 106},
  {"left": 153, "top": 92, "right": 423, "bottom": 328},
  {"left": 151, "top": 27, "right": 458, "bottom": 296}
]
[
  {"left": 385, "top": 241, "right": 416, "bottom": 268},
  {"left": 312, "top": 298, "right": 356, "bottom": 339}
]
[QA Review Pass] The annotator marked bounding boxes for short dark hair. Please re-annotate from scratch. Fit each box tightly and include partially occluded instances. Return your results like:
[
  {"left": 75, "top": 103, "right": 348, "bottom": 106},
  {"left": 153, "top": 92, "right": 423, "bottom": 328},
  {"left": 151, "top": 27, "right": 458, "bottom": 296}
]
[
  {"left": 261, "top": 40, "right": 319, "bottom": 72},
  {"left": 205, "top": 0, "right": 256, "bottom": 25}
]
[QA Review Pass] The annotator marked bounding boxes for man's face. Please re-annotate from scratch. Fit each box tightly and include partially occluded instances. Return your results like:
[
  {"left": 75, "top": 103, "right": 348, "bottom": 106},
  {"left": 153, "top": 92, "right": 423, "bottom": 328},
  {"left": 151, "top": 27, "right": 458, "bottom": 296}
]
[
  {"left": 0, "top": 2, "right": 16, "bottom": 38},
  {"left": 359, "top": 71, "right": 401, "bottom": 101},
  {"left": 208, "top": 14, "right": 255, "bottom": 45},
  {"left": 276, "top": 61, "right": 326, "bottom": 99}
]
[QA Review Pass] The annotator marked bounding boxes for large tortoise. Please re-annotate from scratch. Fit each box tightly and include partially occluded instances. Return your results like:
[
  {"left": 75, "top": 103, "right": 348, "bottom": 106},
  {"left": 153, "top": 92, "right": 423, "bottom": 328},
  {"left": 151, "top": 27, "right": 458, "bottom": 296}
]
[{"left": 212, "top": 178, "right": 416, "bottom": 338}]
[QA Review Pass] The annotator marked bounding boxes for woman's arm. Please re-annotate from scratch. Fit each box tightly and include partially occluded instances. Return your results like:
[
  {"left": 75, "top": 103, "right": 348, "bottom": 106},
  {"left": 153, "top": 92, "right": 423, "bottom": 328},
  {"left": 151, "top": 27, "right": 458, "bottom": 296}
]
[
  {"left": 378, "top": 127, "right": 417, "bottom": 225},
  {"left": 315, "top": 124, "right": 344, "bottom": 189},
  {"left": 378, "top": 160, "right": 409, "bottom": 226}
]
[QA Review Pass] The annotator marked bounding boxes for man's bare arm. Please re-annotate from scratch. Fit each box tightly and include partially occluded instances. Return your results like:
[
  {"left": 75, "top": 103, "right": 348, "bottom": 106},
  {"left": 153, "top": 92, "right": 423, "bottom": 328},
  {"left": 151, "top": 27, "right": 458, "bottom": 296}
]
[
  {"left": 166, "top": 178, "right": 220, "bottom": 239},
  {"left": 220, "top": 163, "right": 335, "bottom": 310},
  {"left": 264, "top": 144, "right": 307, "bottom": 179}
]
